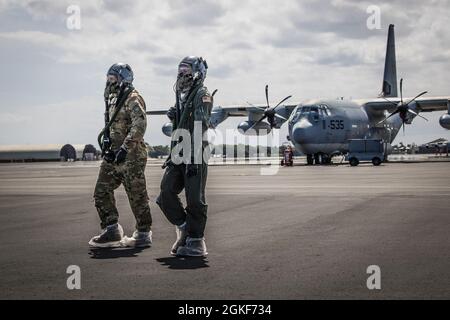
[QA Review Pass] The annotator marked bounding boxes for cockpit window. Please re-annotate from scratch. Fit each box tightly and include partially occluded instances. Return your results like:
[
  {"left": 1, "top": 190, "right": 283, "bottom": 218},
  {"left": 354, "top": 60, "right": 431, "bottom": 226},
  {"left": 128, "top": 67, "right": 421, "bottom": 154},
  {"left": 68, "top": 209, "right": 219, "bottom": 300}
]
[
  {"left": 291, "top": 104, "right": 330, "bottom": 123},
  {"left": 309, "top": 106, "right": 319, "bottom": 121},
  {"left": 291, "top": 106, "right": 303, "bottom": 123},
  {"left": 319, "top": 104, "right": 330, "bottom": 116}
]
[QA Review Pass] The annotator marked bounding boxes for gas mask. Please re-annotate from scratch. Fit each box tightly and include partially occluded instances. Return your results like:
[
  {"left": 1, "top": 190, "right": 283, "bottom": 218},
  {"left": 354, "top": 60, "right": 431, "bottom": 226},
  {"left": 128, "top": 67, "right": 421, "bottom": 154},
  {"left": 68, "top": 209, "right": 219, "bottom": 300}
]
[
  {"left": 104, "top": 74, "right": 120, "bottom": 99},
  {"left": 176, "top": 63, "right": 194, "bottom": 92},
  {"left": 104, "top": 63, "right": 134, "bottom": 99}
]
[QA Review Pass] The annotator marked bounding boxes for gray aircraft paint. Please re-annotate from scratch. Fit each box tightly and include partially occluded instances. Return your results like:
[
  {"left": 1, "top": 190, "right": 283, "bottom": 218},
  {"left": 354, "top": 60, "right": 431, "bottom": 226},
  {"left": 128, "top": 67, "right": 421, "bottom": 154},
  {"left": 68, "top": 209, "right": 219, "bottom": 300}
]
[
  {"left": 287, "top": 99, "right": 405, "bottom": 155},
  {"left": 381, "top": 24, "right": 398, "bottom": 98}
]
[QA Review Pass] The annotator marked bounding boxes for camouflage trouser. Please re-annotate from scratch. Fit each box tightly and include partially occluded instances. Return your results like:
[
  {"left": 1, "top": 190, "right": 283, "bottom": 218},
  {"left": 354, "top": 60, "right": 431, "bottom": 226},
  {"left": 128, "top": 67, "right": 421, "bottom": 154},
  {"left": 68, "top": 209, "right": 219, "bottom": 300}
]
[
  {"left": 156, "top": 163, "right": 208, "bottom": 238},
  {"left": 94, "top": 157, "right": 152, "bottom": 232}
]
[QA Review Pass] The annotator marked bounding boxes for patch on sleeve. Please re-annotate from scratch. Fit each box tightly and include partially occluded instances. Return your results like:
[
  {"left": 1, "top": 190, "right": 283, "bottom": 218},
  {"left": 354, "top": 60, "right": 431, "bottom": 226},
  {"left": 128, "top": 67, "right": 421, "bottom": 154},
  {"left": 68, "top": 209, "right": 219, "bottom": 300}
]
[{"left": 202, "top": 95, "right": 212, "bottom": 103}]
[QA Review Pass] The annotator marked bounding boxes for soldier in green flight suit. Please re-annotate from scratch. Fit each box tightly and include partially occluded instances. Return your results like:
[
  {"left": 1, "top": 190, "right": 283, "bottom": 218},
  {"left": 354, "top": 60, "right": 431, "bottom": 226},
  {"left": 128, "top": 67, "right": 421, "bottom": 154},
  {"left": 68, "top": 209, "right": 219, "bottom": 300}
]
[{"left": 156, "top": 56, "right": 213, "bottom": 257}]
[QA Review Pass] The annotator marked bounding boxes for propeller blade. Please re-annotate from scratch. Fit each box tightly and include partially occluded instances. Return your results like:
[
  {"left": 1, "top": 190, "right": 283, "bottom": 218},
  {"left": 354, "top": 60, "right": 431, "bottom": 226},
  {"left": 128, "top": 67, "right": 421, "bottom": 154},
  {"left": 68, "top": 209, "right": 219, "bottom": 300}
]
[
  {"left": 246, "top": 101, "right": 266, "bottom": 113},
  {"left": 275, "top": 113, "right": 287, "bottom": 121},
  {"left": 407, "top": 109, "right": 428, "bottom": 121},
  {"left": 400, "top": 78, "right": 403, "bottom": 105},
  {"left": 265, "top": 85, "right": 270, "bottom": 109},
  {"left": 380, "top": 96, "right": 398, "bottom": 107},
  {"left": 377, "top": 109, "right": 400, "bottom": 125},
  {"left": 249, "top": 116, "right": 267, "bottom": 131},
  {"left": 405, "top": 91, "right": 428, "bottom": 106},
  {"left": 402, "top": 122, "right": 405, "bottom": 135},
  {"left": 272, "top": 95, "right": 292, "bottom": 111}
]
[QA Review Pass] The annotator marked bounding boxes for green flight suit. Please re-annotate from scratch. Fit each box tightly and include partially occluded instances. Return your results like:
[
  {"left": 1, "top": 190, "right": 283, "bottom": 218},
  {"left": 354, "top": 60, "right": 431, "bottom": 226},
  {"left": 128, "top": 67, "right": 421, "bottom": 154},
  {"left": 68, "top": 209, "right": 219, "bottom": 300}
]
[{"left": 157, "top": 85, "right": 213, "bottom": 238}]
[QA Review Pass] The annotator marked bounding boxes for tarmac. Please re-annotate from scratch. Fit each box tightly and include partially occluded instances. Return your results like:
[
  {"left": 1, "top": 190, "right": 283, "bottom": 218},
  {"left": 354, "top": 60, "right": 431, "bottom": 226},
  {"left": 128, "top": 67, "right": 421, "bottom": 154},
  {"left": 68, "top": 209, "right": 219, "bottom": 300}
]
[{"left": 0, "top": 158, "right": 449, "bottom": 299}]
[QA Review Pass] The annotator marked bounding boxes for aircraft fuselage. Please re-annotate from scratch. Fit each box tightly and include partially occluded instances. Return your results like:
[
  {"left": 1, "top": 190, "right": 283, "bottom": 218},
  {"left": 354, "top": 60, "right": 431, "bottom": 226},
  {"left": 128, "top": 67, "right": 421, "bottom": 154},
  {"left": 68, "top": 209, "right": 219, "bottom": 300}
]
[{"left": 288, "top": 99, "right": 401, "bottom": 157}]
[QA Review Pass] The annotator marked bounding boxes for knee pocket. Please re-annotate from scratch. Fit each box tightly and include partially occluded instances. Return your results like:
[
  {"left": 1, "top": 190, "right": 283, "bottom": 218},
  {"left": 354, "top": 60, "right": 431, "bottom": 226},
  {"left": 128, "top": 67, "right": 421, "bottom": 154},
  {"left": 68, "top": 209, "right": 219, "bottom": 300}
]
[{"left": 94, "top": 183, "right": 112, "bottom": 199}]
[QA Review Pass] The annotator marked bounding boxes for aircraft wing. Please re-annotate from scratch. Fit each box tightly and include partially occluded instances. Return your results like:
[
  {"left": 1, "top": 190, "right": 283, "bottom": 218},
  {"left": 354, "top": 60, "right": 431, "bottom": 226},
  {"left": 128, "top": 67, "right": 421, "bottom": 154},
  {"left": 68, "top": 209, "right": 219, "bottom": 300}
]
[
  {"left": 145, "top": 105, "right": 263, "bottom": 118},
  {"left": 146, "top": 103, "right": 299, "bottom": 130},
  {"left": 147, "top": 104, "right": 298, "bottom": 115},
  {"left": 145, "top": 105, "right": 268, "bottom": 117},
  {"left": 414, "top": 97, "right": 450, "bottom": 112},
  {"left": 361, "top": 96, "right": 450, "bottom": 115},
  {"left": 214, "top": 103, "right": 297, "bottom": 116}
]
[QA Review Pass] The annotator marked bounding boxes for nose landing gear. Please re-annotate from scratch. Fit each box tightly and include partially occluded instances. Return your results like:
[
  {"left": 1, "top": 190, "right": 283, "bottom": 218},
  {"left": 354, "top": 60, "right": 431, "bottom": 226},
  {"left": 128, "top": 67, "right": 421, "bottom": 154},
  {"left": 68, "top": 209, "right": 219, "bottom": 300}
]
[{"left": 307, "top": 153, "right": 332, "bottom": 165}]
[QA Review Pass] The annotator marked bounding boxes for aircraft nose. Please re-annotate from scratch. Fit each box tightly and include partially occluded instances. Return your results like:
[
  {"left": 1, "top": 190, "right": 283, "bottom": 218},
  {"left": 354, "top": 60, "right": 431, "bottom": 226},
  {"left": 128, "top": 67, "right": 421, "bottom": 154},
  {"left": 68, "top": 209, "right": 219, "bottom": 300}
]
[{"left": 292, "top": 119, "right": 314, "bottom": 144}]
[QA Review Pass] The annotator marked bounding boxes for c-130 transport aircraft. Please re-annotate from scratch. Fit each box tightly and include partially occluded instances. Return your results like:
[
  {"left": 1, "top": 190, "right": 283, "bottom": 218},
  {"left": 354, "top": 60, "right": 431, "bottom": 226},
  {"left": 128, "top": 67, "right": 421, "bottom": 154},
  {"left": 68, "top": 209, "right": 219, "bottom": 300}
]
[{"left": 147, "top": 24, "right": 450, "bottom": 165}]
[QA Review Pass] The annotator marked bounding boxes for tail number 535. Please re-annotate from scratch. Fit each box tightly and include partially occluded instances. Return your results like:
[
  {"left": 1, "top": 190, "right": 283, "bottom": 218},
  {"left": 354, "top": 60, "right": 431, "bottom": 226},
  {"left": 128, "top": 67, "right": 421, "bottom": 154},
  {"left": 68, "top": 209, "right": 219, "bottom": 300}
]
[{"left": 329, "top": 120, "right": 345, "bottom": 130}]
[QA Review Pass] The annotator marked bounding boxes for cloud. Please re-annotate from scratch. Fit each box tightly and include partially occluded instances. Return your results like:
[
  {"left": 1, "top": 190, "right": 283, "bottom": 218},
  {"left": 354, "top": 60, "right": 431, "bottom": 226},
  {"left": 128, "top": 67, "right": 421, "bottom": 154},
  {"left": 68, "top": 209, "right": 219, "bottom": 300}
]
[
  {"left": 159, "top": 0, "right": 226, "bottom": 28},
  {"left": 0, "top": 112, "right": 32, "bottom": 124},
  {"left": 208, "top": 64, "right": 234, "bottom": 79},
  {"left": 0, "top": 0, "right": 449, "bottom": 146}
]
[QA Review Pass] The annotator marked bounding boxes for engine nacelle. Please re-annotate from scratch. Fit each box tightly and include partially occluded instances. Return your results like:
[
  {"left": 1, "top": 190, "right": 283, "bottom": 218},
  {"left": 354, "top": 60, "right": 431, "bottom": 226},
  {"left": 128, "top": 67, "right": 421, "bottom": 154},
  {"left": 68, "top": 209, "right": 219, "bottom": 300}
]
[
  {"left": 162, "top": 122, "right": 173, "bottom": 137},
  {"left": 237, "top": 121, "right": 271, "bottom": 135},
  {"left": 439, "top": 114, "right": 450, "bottom": 130}
]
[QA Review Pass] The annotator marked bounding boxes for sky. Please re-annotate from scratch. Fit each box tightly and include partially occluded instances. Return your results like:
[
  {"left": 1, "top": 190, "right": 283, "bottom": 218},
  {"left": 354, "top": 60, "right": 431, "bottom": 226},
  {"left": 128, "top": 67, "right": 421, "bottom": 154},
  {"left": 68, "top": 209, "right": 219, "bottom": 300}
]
[{"left": 0, "top": 0, "right": 449, "bottom": 147}]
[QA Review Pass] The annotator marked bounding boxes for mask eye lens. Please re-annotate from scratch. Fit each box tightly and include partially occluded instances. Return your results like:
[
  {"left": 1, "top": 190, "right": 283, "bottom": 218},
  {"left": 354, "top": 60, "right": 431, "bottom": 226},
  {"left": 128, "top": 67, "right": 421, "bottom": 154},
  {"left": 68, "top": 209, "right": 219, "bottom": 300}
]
[
  {"left": 107, "top": 75, "right": 118, "bottom": 83},
  {"left": 178, "top": 65, "right": 192, "bottom": 77}
]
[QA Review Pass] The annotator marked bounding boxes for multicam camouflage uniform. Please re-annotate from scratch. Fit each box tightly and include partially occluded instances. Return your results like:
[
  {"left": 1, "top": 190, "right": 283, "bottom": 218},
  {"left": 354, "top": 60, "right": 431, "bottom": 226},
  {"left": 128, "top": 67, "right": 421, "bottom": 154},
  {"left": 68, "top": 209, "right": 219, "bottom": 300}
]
[{"left": 94, "top": 89, "right": 152, "bottom": 232}]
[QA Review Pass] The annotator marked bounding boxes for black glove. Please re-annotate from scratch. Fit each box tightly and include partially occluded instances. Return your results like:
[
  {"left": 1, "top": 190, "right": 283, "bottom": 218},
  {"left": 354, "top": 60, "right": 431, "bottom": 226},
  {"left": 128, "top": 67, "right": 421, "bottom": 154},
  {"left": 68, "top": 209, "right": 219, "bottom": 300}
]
[
  {"left": 167, "top": 107, "right": 176, "bottom": 121},
  {"left": 102, "top": 137, "right": 111, "bottom": 152},
  {"left": 114, "top": 147, "right": 128, "bottom": 164},
  {"left": 103, "top": 150, "right": 115, "bottom": 163},
  {"left": 186, "top": 164, "right": 198, "bottom": 177}
]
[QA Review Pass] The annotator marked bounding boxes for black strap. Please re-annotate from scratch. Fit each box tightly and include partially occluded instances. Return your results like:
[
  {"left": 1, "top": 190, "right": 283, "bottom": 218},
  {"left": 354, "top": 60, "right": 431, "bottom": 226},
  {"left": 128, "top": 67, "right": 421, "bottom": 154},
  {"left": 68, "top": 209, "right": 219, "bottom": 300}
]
[
  {"left": 97, "top": 85, "right": 133, "bottom": 151},
  {"left": 163, "top": 83, "right": 203, "bottom": 168},
  {"left": 176, "top": 83, "right": 203, "bottom": 130}
]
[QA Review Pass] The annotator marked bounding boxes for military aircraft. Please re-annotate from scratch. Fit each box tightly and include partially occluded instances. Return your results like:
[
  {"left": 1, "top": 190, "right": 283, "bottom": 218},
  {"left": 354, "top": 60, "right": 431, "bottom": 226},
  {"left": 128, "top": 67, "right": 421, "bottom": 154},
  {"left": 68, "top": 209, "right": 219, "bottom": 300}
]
[{"left": 147, "top": 24, "right": 450, "bottom": 165}]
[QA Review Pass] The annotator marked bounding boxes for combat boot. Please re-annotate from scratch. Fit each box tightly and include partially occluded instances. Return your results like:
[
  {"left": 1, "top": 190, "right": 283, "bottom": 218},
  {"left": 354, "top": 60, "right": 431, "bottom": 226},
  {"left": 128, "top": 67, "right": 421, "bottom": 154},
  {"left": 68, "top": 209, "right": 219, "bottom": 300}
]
[
  {"left": 88, "top": 223, "right": 124, "bottom": 248},
  {"left": 170, "top": 223, "right": 187, "bottom": 255},
  {"left": 176, "top": 237, "right": 208, "bottom": 257},
  {"left": 120, "top": 230, "right": 152, "bottom": 247}
]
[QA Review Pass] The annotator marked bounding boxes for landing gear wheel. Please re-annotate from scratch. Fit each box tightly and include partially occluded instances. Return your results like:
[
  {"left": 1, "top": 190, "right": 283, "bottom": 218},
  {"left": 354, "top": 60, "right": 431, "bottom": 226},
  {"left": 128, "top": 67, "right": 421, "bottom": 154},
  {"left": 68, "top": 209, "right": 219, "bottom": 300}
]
[
  {"left": 349, "top": 157, "right": 359, "bottom": 167},
  {"left": 314, "top": 153, "right": 320, "bottom": 165},
  {"left": 307, "top": 154, "right": 314, "bottom": 165},
  {"left": 322, "top": 155, "right": 331, "bottom": 165},
  {"left": 372, "top": 157, "right": 382, "bottom": 166}
]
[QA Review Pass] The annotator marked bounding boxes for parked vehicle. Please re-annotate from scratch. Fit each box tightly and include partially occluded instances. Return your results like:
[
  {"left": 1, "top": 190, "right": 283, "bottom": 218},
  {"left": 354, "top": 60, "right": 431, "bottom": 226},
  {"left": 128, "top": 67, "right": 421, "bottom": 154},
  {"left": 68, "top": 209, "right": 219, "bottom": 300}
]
[{"left": 345, "top": 139, "right": 385, "bottom": 166}]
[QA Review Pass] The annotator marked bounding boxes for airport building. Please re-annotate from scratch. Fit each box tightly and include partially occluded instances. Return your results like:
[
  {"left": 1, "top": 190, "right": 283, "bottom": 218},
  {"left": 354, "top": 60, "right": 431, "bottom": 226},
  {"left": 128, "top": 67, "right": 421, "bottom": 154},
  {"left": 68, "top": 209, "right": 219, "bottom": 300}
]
[
  {"left": 417, "top": 138, "right": 449, "bottom": 155},
  {"left": 391, "top": 138, "right": 449, "bottom": 155},
  {"left": 0, "top": 144, "right": 99, "bottom": 162}
]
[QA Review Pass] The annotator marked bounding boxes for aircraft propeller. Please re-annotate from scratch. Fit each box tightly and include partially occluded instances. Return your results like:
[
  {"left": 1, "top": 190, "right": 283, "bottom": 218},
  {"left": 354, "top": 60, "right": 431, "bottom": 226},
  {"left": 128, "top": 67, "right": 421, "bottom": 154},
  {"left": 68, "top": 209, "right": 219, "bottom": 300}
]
[
  {"left": 249, "top": 85, "right": 292, "bottom": 131},
  {"left": 378, "top": 78, "right": 428, "bottom": 134}
]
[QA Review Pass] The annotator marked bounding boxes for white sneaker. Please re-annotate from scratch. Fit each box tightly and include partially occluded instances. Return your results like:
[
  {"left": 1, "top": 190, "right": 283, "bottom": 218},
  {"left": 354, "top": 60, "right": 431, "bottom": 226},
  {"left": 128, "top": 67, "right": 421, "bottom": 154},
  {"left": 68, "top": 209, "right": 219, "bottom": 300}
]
[
  {"left": 176, "top": 237, "right": 208, "bottom": 257},
  {"left": 120, "top": 230, "right": 152, "bottom": 248},
  {"left": 171, "top": 223, "right": 187, "bottom": 255}
]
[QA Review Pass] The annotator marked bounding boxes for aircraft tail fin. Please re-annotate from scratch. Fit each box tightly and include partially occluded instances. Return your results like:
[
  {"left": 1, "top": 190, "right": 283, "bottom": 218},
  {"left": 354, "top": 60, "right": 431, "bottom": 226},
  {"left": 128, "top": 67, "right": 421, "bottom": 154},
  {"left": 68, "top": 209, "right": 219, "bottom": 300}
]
[{"left": 381, "top": 24, "right": 398, "bottom": 97}]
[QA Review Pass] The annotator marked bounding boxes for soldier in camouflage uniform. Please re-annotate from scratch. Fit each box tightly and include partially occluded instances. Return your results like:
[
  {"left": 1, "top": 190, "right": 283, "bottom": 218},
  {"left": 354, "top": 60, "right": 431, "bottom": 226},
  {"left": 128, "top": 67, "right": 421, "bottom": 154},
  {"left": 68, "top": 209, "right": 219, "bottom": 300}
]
[
  {"left": 89, "top": 63, "right": 152, "bottom": 248},
  {"left": 156, "top": 56, "right": 213, "bottom": 257}
]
